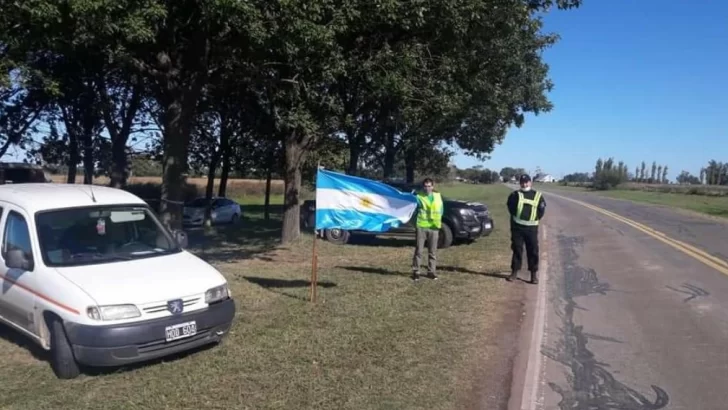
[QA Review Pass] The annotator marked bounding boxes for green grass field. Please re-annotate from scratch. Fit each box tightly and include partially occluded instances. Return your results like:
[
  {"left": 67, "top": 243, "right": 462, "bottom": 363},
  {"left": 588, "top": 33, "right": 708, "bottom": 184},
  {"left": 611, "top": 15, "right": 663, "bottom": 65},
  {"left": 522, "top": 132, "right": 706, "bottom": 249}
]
[
  {"left": 0, "top": 183, "right": 522, "bottom": 410},
  {"left": 538, "top": 183, "right": 728, "bottom": 219},
  {"left": 598, "top": 190, "right": 728, "bottom": 218}
]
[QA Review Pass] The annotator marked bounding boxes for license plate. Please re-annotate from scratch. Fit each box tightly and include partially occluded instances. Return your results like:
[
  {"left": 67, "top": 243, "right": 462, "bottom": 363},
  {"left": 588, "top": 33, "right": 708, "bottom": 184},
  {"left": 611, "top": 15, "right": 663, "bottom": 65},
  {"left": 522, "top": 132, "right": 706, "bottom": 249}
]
[{"left": 165, "top": 321, "right": 197, "bottom": 342}]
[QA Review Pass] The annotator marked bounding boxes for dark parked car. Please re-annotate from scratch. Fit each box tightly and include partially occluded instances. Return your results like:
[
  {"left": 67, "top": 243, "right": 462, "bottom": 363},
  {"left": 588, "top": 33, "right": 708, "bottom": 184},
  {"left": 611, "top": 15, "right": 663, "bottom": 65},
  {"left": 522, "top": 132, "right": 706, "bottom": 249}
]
[
  {"left": 300, "top": 181, "right": 494, "bottom": 248},
  {"left": 0, "top": 162, "right": 51, "bottom": 184}
]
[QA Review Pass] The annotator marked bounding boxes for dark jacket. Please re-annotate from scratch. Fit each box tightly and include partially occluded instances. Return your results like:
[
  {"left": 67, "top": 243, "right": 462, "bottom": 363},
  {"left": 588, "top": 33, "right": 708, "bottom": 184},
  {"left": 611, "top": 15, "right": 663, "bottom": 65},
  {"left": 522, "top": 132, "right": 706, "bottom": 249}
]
[{"left": 507, "top": 189, "right": 546, "bottom": 227}]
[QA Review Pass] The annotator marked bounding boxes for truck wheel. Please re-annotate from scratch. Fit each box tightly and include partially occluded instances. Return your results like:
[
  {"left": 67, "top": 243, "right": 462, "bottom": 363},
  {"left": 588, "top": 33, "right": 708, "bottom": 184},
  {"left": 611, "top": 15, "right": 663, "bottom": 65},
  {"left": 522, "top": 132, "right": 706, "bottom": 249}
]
[
  {"left": 324, "top": 228, "right": 351, "bottom": 245},
  {"left": 438, "top": 223, "right": 454, "bottom": 249},
  {"left": 49, "top": 319, "right": 81, "bottom": 379}
]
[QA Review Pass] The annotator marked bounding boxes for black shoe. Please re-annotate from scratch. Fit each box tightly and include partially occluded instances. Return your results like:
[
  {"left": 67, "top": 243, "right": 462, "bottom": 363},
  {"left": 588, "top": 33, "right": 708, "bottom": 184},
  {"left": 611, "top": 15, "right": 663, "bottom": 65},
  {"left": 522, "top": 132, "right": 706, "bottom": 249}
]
[
  {"left": 427, "top": 272, "right": 439, "bottom": 280},
  {"left": 530, "top": 271, "right": 539, "bottom": 284},
  {"left": 411, "top": 272, "right": 420, "bottom": 281},
  {"left": 506, "top": 270, "right": 518, "bottom": 282}
]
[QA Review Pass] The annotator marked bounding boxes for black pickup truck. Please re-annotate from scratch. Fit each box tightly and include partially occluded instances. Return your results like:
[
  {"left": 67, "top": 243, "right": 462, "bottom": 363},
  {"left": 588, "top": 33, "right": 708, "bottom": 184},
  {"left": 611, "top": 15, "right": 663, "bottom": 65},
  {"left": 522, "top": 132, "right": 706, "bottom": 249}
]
[{"left": 300, "top": 181, "right": 494, "bottom": 249}]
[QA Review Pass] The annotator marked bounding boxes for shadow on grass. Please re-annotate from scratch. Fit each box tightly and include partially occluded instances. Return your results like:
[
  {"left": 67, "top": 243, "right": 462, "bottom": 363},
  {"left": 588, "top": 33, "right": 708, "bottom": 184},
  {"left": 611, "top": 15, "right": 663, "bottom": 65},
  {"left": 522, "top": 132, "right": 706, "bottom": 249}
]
[
  {"left": 345, "top": 236, "right": 415, "bottom": 248},
  {"left": 186, "top": 212, "right": 283, "bottom": 264},
  {"left": 338, "top": 265, "right": 406, "bottom": 276},
  {"left": 0, "top": 323, "right": 48, "bottom": 363},
  {"left": 437, "top": 265, "right": 510, "bottom": 280},
  {"left": 0, "top": 322, "right": 218, "bottom": 378},
  {"left": 340, "top": 265, "right": 511, "bottom": 280},
  {"left": 243, "top": 276, "right": 337, "bottom": 289},
  {"left": 243, "top": 276, "right": 336, "bottom": 301}
]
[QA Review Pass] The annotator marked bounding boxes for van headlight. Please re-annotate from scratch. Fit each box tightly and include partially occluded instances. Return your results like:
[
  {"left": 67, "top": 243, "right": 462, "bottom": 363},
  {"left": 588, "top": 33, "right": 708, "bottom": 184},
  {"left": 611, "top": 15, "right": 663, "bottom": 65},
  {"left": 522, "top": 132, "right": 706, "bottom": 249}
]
[
  {"left": 459, "top": 208, "right": 475, "bottom": 216},
  {"left": 205, "top": 284, "right": 230, "bottom": 304},
  {"left": 87, "top": 304, "right": 141, "bottom": 321}
]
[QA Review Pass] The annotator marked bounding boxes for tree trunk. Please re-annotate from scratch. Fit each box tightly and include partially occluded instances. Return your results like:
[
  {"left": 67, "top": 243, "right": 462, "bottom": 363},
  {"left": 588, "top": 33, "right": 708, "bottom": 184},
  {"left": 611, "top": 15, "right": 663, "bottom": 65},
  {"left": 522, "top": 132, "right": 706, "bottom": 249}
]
[
  {"left": 109, "top": 140, "right": 128, "bottom": 188},
  {"left": 347, "top": 144, "right": 360, "bottom": 176},
  {"left": 204, "top": 147, "right": 221, "bottom": 228},
  {"left": 82, "top": 135, "right": 94, "bottom": 185},
  {"left": 382, "top": 131, "right": 398, "bottom": 179},
  {"left": 346, "top": 129, "right": 361, "bottom": 175},
  {"left": 264, "top": 166, "right": 273, "bottom": 221},
  {"left": 159, "top": 97, "right": 194, "bottom": 230},
  {"left": 67, "top": 132, "right": 78, "bottom": 184},
  {"left": 218, "top": 136, "right": 231, "bottom": 197},
  {"left": 281, "top": 131, "right": 305, "bottom": 244},
  {"left": 383, "top": 147, "right": 396, "bottom": 180},
  {"left": 101, "top": 78, "right": 141, "bottom": 189},
  {"left": 404, "top": 145, "right": 416, "bottom": 183}
]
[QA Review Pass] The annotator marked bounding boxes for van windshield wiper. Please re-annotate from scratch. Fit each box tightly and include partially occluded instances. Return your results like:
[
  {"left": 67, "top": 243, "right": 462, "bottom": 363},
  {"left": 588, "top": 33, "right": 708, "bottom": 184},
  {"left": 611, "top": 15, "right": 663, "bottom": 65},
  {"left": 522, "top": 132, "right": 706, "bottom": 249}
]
[{"left": 70, "top": 252, "right": 133, "bottom": 262}]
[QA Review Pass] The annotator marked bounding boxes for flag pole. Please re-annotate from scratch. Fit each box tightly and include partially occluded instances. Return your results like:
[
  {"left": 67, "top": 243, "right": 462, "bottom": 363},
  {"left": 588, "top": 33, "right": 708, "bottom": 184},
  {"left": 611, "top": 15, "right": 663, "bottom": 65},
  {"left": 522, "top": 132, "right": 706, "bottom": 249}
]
[{"left": 310, "top": 161, "right": 321, "bottom": 303}]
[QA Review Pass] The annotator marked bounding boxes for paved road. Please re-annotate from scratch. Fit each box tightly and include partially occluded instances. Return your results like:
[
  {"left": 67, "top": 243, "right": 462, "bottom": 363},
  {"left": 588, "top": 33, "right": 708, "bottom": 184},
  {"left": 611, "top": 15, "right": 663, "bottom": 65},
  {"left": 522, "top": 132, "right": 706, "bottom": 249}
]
[{"left": 523, "top": 188, "right": 728, "bottom": 410}]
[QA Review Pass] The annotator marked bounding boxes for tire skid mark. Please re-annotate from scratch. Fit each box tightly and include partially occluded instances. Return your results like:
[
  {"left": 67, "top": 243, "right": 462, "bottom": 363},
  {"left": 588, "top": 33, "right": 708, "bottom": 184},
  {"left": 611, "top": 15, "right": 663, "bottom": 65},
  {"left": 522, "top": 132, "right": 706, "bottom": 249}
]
[{"left": 542, "top": 234, "right": 670, "bottom": 410}]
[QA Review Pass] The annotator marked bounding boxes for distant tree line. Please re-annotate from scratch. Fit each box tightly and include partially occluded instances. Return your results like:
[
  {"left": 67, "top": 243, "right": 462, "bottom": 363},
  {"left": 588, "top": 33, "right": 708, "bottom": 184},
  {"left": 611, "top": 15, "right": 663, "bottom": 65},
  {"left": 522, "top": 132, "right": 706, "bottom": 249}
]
[
  {"left": 563, "top": 158, "right": 728, "bottom": 190},
  {"left": 454, "top": 166, "right": 501, "bottom": 184}
]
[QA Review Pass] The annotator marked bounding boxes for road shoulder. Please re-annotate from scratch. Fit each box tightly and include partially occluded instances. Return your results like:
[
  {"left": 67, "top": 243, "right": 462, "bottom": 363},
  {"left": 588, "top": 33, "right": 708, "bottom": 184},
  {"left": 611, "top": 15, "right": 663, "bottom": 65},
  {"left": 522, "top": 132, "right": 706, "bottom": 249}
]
[{"left": 507, "top": 224, "right": 549, "bottom": 410}]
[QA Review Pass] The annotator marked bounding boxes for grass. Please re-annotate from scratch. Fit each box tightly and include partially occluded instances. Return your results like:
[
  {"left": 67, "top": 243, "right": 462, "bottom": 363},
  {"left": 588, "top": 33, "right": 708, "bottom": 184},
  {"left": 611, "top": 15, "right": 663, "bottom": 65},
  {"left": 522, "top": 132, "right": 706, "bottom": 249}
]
[
  {"left": 0, "top": 183, "right": 523, "bottom": 410},
  {"left": 597, "top": 190, "right": 728, "bottom": 218},
  {"left": 535, "top": 182, "right": 728, "bottom": 219}
]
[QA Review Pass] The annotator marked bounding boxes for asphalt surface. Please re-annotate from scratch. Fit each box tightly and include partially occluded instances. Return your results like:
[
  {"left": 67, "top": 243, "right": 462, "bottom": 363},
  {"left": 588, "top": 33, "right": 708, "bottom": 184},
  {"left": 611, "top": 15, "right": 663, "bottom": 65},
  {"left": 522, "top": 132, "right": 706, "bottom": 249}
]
[{"left": 525, "top": 187, "right": 728, "bottom": 410}]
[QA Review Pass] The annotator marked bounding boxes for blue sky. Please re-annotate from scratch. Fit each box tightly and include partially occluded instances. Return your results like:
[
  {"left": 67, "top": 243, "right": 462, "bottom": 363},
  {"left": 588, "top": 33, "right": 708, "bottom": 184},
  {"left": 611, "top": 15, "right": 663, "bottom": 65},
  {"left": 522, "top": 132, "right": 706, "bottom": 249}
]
[{"left": 454, "top": 0, "right": 728, "bottom": 180}]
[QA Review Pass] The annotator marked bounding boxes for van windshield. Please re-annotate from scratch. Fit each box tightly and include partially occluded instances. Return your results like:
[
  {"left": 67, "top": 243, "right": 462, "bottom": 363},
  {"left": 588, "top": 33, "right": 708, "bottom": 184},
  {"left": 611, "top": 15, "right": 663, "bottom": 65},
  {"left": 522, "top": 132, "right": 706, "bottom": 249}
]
[{"left": 35, "top": 205, "right": 180, "bottom": 267}]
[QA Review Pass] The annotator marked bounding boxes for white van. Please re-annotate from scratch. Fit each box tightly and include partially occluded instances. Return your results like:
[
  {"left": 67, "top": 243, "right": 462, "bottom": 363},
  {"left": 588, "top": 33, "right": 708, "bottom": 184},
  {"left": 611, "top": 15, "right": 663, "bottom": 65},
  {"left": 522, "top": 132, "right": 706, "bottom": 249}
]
[{"left": 0, "top": 183, "right": 235, "bottom": 379}]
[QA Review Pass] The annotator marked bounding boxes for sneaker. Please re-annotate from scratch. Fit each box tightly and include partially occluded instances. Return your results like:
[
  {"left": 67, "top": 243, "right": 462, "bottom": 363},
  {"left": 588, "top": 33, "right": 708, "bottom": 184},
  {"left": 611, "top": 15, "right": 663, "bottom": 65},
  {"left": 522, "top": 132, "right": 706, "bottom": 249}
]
[
  {"left": 427, "top": 273, "right": 439, "bottom": 280},
  {"left": 411, "top": 272, "right": 420, "bottom": 281}
]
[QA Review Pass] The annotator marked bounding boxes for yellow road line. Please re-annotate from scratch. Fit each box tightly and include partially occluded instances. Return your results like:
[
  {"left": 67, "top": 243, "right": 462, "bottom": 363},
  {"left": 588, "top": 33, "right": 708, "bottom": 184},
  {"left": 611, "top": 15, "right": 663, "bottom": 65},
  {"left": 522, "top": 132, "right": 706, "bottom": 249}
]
[{"left": 545, "top": 191, "right": 728, "bottom": 276}]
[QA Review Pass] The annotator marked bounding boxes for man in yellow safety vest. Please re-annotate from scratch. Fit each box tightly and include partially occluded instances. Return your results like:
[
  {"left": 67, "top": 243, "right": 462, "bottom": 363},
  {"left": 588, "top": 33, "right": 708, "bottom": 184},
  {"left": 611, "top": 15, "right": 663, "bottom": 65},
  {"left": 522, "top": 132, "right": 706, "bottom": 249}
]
[
  {"left": 411, "top": 177, "right": 444, "bottom": 281},
  {"left": 506, "top": 174, "right": 546, "bottom": 284}
]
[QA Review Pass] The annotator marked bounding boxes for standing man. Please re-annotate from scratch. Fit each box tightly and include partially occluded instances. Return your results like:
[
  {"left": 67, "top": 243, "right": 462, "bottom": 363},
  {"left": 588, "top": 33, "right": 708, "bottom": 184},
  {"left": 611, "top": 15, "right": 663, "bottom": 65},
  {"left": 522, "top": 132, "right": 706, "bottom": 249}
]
[
  {"left": 412, "top": 177, "right": 444, "bottom": 281},
  {"left": 506, "top": 174, "right": 546, "bottom": 284}
]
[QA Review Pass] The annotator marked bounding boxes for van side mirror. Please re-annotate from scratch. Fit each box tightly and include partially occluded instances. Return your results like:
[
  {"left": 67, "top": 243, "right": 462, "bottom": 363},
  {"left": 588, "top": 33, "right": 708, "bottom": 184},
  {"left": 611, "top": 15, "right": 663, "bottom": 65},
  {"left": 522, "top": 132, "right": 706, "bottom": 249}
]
[
  {"left": 172, "top": 229, "right": 189, "bottom": 249},
  {"left": 6, "top": 249, "right": 33, "bottom": 271}
]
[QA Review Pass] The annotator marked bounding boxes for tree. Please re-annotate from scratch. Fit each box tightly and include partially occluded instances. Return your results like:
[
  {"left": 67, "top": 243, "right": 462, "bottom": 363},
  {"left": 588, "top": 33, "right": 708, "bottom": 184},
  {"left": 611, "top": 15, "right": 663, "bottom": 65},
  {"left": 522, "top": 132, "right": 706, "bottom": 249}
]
[
  {"left": 595, "top": 158, "right": 604, "bottom": 179},
  {"left": 594, "top": 157, "right": 627, "bottom": 190},
  {"left": 634, "top": 166, "right": 639, "bottom": 182},
  {"left": 651, "top": 161, "right": 657, "bottom": 183},
  {"left": 657, "top": 165, "right": 663, "bottom": 184},
  {"left": 562, "top": 172, "right": 590, "bottom": 184},
  {"left": 661, "top": 165, "right": 668, "bottom": 184},
  {"left": 676, "top": 171, "right": 700, "bottom": 185},
  {"left": 640, "top": 161, "right": 646, "bottom": 181}
]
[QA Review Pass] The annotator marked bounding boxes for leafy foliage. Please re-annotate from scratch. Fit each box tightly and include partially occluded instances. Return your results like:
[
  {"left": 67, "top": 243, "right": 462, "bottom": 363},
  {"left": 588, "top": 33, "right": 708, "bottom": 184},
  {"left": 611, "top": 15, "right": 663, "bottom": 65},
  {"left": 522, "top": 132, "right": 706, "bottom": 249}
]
[{"left": 1, "top": 0, "right": 584, "bottom": 242}]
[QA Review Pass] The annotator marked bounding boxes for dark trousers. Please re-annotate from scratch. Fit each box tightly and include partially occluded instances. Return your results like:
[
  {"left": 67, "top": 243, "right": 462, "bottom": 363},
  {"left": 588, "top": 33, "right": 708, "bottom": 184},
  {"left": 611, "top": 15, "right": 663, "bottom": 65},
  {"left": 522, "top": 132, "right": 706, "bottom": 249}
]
[{"left": 510, "top": 224, "right": 539, "bottom": 273}]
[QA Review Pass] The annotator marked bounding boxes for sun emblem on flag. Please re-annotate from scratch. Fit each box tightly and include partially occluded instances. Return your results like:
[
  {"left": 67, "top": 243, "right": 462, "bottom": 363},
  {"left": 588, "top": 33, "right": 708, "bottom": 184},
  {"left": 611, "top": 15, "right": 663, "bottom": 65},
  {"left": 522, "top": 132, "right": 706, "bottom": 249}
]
[{"left": 359, "top": 196, "right": 374, "bottom": 209}]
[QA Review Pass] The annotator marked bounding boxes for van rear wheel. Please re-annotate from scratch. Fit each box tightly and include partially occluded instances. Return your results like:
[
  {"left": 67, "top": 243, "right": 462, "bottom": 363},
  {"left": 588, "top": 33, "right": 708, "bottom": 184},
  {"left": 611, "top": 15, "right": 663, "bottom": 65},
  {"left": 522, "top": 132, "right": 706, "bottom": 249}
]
[{"left": 49, "top": 319, "right": 81, "bottom": 379}]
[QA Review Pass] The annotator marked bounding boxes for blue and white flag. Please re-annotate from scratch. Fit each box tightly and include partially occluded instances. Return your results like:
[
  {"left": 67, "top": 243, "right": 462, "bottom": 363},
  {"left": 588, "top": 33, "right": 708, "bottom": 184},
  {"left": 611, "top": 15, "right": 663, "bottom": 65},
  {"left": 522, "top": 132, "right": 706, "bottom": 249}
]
[{"left": 314, "top": 169, "right": 418, "bottom": 232}]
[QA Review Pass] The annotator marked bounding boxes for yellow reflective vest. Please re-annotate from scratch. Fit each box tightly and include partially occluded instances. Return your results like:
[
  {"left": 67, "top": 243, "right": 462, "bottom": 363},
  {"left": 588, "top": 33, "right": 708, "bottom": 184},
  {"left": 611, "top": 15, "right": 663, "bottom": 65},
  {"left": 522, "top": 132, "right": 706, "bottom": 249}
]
[
  {"left": 416, "top": 192, "right": 444, "bottom": 229},
  {"left": 513, "top": 191, "right": 543, "bottom": 226}
]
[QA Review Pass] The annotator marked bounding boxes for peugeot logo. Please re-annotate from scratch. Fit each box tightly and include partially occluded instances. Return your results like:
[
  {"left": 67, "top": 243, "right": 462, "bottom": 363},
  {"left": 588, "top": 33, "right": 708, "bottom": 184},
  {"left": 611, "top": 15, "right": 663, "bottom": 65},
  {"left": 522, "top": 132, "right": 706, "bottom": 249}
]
[{"left": 167, "top": 299, "right": 184, "bottom": 315}]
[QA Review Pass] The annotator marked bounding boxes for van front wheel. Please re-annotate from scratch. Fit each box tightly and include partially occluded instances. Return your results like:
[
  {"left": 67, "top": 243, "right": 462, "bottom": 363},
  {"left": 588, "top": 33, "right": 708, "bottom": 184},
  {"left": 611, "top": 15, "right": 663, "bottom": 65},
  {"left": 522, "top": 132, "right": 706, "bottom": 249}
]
[{"left": 50, "top": 319, "right": 81, "bottom": 379}]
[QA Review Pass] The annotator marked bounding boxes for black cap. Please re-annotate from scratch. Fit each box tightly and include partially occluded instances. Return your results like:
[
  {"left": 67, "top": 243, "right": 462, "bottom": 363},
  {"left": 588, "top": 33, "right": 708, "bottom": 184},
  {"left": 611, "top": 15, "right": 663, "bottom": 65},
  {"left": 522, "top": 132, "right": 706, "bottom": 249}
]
[{"left": 519, "top": 174, "right": 531, "bottom": 184}]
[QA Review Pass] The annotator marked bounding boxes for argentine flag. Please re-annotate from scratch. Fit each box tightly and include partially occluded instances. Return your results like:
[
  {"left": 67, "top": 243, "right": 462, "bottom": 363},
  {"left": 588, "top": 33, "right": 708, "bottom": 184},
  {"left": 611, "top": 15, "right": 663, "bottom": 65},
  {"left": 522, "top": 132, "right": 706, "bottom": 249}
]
[{"left": 315, "top": 169, "right": 418, "bottom": 232}]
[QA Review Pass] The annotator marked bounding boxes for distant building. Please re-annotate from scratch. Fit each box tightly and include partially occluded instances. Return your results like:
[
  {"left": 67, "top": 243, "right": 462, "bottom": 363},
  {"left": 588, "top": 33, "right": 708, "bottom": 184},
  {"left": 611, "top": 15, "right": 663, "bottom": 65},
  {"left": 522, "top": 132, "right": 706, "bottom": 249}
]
[{"left": 534, "top": 173, "right": 556, "bottom": 183}]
